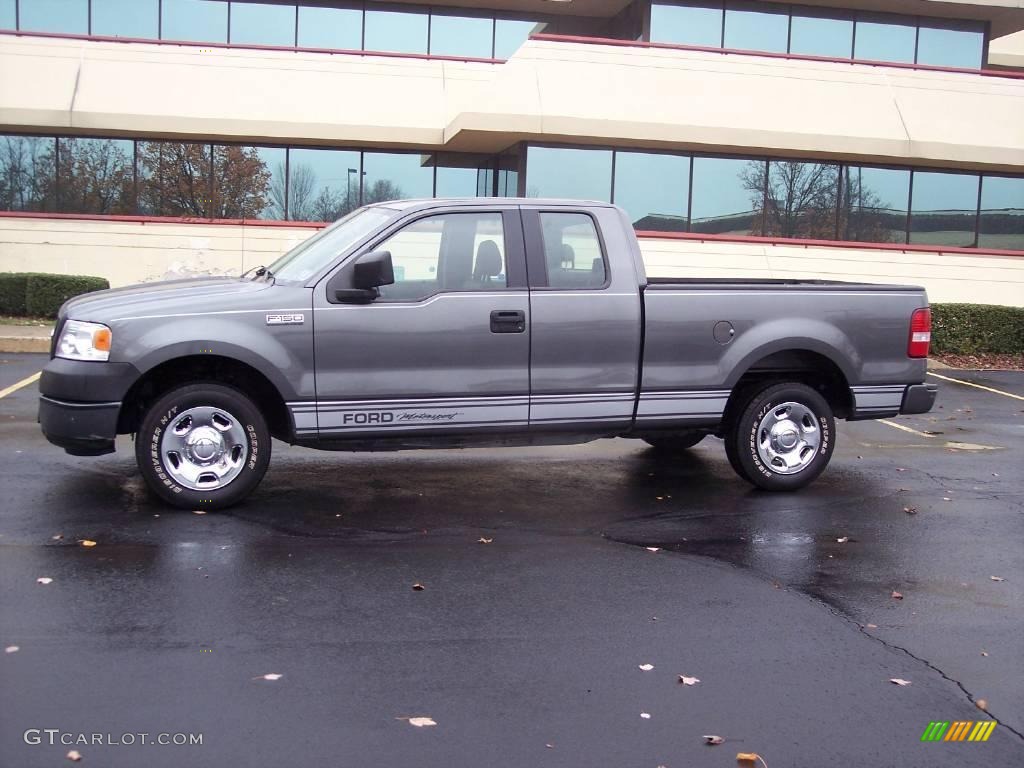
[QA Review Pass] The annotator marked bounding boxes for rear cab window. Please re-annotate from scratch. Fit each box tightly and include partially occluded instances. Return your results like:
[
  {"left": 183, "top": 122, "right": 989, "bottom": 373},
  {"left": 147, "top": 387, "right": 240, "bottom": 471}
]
[{"left": 537, "top": 212, "right": 608, "bottom": 289}]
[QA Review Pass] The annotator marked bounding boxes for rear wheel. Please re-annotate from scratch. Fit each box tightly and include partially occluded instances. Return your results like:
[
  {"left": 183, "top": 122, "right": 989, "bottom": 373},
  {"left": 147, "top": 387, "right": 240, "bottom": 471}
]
[
  {"left": 642, "top": 432, "right": 705, "bottom": 452},
  {"left": 135, "top": 383, "right": 271, "bottom": 510},
  {"left": 727, "top": 382, "right": 834, "bottom": 491}
]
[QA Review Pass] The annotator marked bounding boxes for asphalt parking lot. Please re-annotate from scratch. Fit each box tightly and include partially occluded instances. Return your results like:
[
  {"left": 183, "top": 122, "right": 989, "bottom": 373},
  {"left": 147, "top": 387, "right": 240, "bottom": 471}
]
[{"left": 1, "top": 352, "right": 1022, "bottom": 768}]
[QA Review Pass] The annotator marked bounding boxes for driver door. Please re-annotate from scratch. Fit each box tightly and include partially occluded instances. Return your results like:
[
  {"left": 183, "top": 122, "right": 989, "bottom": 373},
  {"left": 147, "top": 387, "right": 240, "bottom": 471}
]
[{"left": 311, "top": 206, "right": 530, "bottom": 438}]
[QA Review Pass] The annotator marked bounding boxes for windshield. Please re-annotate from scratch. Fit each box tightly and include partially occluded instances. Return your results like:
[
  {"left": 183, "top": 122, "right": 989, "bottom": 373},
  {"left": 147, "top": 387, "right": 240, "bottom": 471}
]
[{"left": 267, "top": 206, "right": 394, "bottom": 282}]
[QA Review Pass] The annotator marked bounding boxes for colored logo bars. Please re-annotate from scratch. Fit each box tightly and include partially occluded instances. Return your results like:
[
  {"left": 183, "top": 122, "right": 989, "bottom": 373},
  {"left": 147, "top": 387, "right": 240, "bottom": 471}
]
[{"left": 921, "top": 721, "right": 998, "bottom": 742}]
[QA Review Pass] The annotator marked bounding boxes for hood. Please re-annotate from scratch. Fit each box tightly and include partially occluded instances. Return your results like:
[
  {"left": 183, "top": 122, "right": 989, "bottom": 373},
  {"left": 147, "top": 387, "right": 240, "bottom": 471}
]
[{"left": 61, "top": 276, "right": 275, "bottom": 325}]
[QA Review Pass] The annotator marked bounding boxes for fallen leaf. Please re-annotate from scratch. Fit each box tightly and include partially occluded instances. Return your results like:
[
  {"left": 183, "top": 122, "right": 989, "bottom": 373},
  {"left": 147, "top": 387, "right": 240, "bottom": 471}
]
[
  {"left": 79, "top": 540, "right": 97, "bottom": 548},
  {"left": 638, "top": 664, "right": 654, "bottom": 671},
  {"left": 645, "top": 547, "right": 660, "bottom": 553},
  {"left": 942, "top": 497, "right": 952, "bottom": 502},
  {"left": 703, "top": 735, "right": 725, "bottom": 745},
  {"left": 66, "top": 750, "right": 82, "bottom": 762},
  {"left": 990, "top": 576, "right": 1005, "bottom": 582},
  {"left": 478, "top": 538, "right": 493, "bottom": 544},
  {"left": 655, "top": 496, "right": 664, "bottom": 501},
  {"left": 640, "top": 713, "right": 651, "bottom": 719},
  {"left": 897, "top": 468, "right": 907, "bottom": 472},
  {"left": 192, "top": 510, "right": 206, "bottom": 515},
  {"left": 866, "top": 623, "right": 878, "bottom": 629},
  {"left": 992, "top": 473, "right": 999, "bottom": 477},
  {"left": 545, "top": 744, "right": 553, "bottom": 749},
  {"left": 736, "top": 754, "right": 766, "bottom": 767},
  {"left": 5, "top": 645, "right": 19, "bottom": 653},
  {"left": 889, "top": 678, "right": 912, "bottom": 686},
  {"left": 412, "top": 583, "right": 425, "bottom": 591},
  {"left": 254, "top": 673, "right": 283, "bottom": 681},
  {"left": 678, "top": 675, "right": 700, "bottom": 686},
  {"left": 903, "top": 506, "right": 918, "bottom": 515},
  {"left": 36, "top": 577, "right": 53, "bottom": 585},
  {"left": 51, "top": 534, "right": 63, "bottom": 540},
  {"left": 405, "top": 717, "right": 436, "bottom": 727},
  {"left": 981, "top": 651, "right": 989, "bottom": 657},
  {"left": 891, "top": 591, "right": 903, "bottom": 599},
  {"left": 837, "top": 536, "right": 849, "bottom": 543},
  {"left": 976, "top": 699, "right": 988, "bottom": 711}
]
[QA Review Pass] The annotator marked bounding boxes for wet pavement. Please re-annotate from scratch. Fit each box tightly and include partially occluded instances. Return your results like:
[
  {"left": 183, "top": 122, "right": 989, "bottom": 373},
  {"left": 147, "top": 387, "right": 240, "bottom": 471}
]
[{"left": 1, "top": 352, "right": 1021, "bottom": 767}]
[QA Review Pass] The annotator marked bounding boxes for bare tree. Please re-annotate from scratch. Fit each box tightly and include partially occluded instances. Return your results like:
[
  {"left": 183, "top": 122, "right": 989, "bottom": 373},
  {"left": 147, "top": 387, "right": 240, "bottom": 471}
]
[
  {"left": 0, "top": 136, "right": 55, "bottom": 212},
  {"left": 57, "top": 138, "right": 134, "bottom": 214},
  {"left": 742, "top": 160, "right": 840, "bottom": 239}
]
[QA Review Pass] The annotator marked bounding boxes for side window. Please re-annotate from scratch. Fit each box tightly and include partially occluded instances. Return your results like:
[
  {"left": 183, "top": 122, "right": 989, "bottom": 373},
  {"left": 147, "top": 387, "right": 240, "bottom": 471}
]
[
  {"left": 375, "top": 212, "right": 507, "bottom": 301},
  {"left": 539, "top": 212, "right": 607, "bottom": 289}
]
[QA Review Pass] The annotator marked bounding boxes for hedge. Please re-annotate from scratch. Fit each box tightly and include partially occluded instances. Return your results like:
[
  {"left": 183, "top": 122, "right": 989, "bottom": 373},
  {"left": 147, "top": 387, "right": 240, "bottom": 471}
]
[
  {"left": 931, "top": 303, "right": 1024, "bottom": 356},
  {"left": 0, "top": 272, "right": 110, "bottom": 318}
]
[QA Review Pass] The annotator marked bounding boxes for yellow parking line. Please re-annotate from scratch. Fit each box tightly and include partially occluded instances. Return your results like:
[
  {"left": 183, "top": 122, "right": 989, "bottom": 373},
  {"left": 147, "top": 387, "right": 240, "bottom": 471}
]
[
  {"left": 878, "top": 419, "right": 935, "bottom": 439},
  {"left": 0, "top": 371, "right": 41, "bottom": 399},
  {"left": 928, "top": 371, "right": 1024, "bottom": 402}
]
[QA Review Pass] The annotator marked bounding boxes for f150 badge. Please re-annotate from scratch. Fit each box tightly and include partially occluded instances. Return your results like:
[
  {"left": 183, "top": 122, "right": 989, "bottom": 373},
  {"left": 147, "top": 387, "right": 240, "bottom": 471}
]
[{"left": 266, "top": 313, "right": 305, "bottom": 325}]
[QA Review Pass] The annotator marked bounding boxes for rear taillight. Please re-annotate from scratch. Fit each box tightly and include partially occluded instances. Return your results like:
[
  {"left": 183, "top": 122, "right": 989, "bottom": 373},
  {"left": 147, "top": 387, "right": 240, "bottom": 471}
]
[{"left": 908, "top": 307, "right": 931, "bottom": 358}]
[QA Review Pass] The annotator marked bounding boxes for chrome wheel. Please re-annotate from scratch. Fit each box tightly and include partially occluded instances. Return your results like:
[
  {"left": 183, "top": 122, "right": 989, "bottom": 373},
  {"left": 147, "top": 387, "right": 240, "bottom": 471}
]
[
  {"left": 755, "top": 401, "right": 820, "bottom": 475},
  {"left": 159, "top": 406, "right": 248, "bottom": 491}
]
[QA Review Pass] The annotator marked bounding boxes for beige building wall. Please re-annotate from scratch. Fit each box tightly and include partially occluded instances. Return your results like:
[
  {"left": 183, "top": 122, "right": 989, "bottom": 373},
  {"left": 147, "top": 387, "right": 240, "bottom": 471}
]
[{"left": 1, "top": 216, "right": 1020, "bottom": 306}]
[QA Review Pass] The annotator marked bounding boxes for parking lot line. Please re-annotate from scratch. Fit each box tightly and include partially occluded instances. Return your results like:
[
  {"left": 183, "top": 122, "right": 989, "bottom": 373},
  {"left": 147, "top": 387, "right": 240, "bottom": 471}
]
[
  {"left": 0, "top": 371, "right": 41, "bottom": 399},
  {"left": 878, "top": 419, "right": 935, "bottom": 439},
  {"left": 927, "top": 371, "right": 1024, "bottom": 402}
]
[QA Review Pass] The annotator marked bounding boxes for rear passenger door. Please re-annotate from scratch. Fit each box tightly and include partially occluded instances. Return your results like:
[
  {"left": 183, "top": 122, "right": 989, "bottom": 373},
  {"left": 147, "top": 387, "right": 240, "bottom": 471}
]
[{"left": 521, "top": 207, "right": 643, "bottom": 432}]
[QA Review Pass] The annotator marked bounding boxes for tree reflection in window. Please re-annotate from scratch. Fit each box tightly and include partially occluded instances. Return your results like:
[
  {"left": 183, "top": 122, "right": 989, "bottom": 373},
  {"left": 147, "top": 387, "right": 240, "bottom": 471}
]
[
  {"left": 753, "top": 160, "right": 840, "bottom": 239},
  {"left": 0, "top": 135, "right": 56, "bottom": 212},
  {"left": 56, "top": 138, "right": 135, "bottom": 214}
]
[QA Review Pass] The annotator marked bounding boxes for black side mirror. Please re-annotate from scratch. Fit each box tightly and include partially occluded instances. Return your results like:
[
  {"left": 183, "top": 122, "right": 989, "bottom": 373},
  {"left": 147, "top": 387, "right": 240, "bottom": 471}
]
[{"left": 354, "top": 250, "right": 395, "bottom": 290}]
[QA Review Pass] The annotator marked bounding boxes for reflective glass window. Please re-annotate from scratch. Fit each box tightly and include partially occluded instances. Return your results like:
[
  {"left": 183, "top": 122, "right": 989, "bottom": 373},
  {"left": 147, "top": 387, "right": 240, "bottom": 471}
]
[
  {"left": 430, "top": 13, "right": 493, "bottom": 58},
  {"left": 649, "top": 2, "right": 722, "bottom": 48},
  {"left": 364, "top": 9, "right": 427, "bottom": 54},
  {"left": 978, "top": 176, "right": 1024, "bottom": 251},
  {"left": 763, "top": 160, "right": 840, "bottom": 238},
  {"left": 56, "top": 137, "right": 135, "bottom": 214},
  {"left": 909, "top": 171, "right": 980, "bottom": 247},
  {"left": 917, "top": 21, "right": 984, "bottom": 69},
  {"left": 287, "top": 148, "right": 361, "bottom": 221},
  {"left": 20, "top": 0, "right": 88, "bottom": 33},
  {"left": 613, "top": 151, "right": 689, "bottom": 231},
  {"left": 208, "top": 145, "right": 284, "bottom": 219},
  {"left": 0, "top": 0, "right": 14, "bottom": 29},
  {"left": 0, "top": 135, "right": 56, "bottom": 212},
  {"left": 525, "top": 146, "right": 612, "bottom": 202},
  {"left": 840, "top": 166, "right": 910, "bottom": 243},
  {"left": 297, "top": 4, "right": 361, "bottom": 50},
  {"left": 137, "top": 141, "right": 212, "bottom": 216},
  {"left": 690, "top": 156, "right": 761, "bottom": 235},
  {"left": 539, "top": 212, "right": 606, "bottom": 289},
  {"left": 92, "top": 0, "right": 159, "bottom": 38},
  {"left": 362, "top": 152, "right": 433, "bottom": 203},
  {"left": 854, "top": 14, "right": 915, "bottom": 64},
  {"left": 789, "top": 11, "right": 853, "bottom": 59},
  {"left": 229, "top": 1, "right": 295, "bottom": 47},
  {"left": 494, "top": 18, "right": 537, "bottom": 58},
  {"left": 724, "top": 1, "right": 787, "bottom": 53},
  {"left": 161, "top": 0, "right": 228, "bottom": 43},
  {"left": 435, "top": 154, "right": 492, "bottom": 198}
]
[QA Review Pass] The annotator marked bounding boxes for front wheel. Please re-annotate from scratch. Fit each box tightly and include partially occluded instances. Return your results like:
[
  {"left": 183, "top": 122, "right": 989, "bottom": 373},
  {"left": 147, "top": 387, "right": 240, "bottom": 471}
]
[
  {"left": 728, "top": 382, "right": 834, "bottom": 491},
  {"left": 135, "top": 383, "right": 271, "bottom": 510}
]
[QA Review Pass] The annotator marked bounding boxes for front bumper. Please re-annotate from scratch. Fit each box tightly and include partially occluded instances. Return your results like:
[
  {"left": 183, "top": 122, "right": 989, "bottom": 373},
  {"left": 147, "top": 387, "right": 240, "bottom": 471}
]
[{"left": 37, "top": 358, "right": 139, "bottom": 456}]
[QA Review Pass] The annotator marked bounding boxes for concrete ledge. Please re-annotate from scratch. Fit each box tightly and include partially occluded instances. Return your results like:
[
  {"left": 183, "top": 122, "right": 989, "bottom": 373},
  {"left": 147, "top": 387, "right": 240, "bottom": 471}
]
[{"left": 0, "top": 336, "right": 49, "bottom": 354}]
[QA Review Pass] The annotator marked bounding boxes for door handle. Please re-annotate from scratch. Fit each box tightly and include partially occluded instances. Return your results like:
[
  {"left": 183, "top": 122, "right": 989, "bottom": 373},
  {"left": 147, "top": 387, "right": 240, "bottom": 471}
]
[{"left": 490, "top": 310, "right": 526, "bottom": 334}]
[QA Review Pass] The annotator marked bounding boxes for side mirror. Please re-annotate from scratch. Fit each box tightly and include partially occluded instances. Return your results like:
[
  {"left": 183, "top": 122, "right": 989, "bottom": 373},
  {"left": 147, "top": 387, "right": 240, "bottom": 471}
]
[{"left": 353, "top": 250, "right": 395, "bottom": 290}]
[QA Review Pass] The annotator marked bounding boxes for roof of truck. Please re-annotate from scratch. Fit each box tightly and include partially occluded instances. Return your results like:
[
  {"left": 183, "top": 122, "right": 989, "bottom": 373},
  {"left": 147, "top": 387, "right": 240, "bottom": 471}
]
[{"left": 372, "top": 197, "right": 616, "bottom": 211}]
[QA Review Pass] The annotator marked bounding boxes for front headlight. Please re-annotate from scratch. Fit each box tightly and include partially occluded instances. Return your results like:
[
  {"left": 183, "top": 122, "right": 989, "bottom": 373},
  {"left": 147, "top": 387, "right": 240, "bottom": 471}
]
[{"left": 56, "top": 320, "right": 112, "bottom": 362}]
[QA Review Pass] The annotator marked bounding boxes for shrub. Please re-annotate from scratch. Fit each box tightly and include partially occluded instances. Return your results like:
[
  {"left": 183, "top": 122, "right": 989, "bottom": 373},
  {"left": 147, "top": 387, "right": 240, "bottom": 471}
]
[
  {"left": 931, "top": 303, "right": 1024, "bottom": 355},
  {"left": 25, "top": 274, "right": 110, "bottom": 318},
  {"left": 0, "top": 273, "right": 30, "bottom": 315}
]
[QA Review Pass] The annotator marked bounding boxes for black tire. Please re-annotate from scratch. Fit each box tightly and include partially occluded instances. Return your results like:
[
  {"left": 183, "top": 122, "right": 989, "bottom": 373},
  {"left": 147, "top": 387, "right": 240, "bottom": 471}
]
[
  {"left": 135, "top": 383, "right": 271, "bottom": 510},
  {"left": 728, "top": 382, "right": 834, "bottom": 491},
  {"left": 642, "top": 432, "right": 705, "bottom": 452}
]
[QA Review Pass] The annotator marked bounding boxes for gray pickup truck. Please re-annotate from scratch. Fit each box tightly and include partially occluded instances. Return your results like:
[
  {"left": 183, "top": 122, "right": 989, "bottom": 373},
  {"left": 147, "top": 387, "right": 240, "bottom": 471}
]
[{"left": 39, "top": 198, "right": 937, "bottom": 508}]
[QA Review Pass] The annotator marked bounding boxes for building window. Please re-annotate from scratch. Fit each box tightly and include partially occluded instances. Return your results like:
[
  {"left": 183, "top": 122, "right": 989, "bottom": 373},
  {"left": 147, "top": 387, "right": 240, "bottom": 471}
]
[
  {"left": 363, "top": 8, "right": 428, "bottom": 55},
  {"left": 287, "top": 148, "right": 362, "bottom": 221},
  {"left": 978, "top": 176, "right": 1024, "bottom": 251},
  {"left": 539, "top": 212, "right": 606, "bottom": 289},
  {"left": 690, "top": 156, "right": 760, "bottom": 236},
  {"left": 613, "top": 151, "right": 689, "bottom": 231},
  {"left": 789, "top": 9, "right": 853, "bottom": 59},
  {"left": 229, "top": 1, "right": 296, "bottom": 47},
  {"left": 362, "top": 152, "right": 433, "bottom": 202},
  {"left": 916, "top": 20, "right": 985, "bottom": 69},
  {"left": 161, "top": 0, "right": 228, "bottom": 43},
  {"left": 649, "top": 2, "right": 723, "bottom": 48},
  {"left": 0, "top": 135, "right": 56, "bottom": 212},
  {"left": 852, "top": 14, "right": 916, "bottom": 64},
  {"left": 296, "top": 3, "right": 361, "bottom": 50},
  {"left": 20, "top": 0, "right": 88, "bottom": 34},
  {"left": 429, "top": 12, "right": 493, "bottom": 59},
  {"left": 137, "top": 141, "right": 213, "bottom": 217},
  {"left": 525, "top": 147, "right": 612, "bottom": 202},
  {"left": 494, "top": 18, "right": 537, "bottom": 59},
  {"left": 209, "top": 144, "right": 283, "bottom": 219},
  {"left": 910, "top": 171, "right": 980, "bottom": 247},
  {"left": 92, "top": 0, "right": 159, "bottom": 39},
  {"left": 56, "top": 137, "right": 135, "bottom": 214},
  {"left": 723, "top": 1, "right": 788, "bottom": 54},
  {"left": 840, "top": 166, "right": 911, "bottom": 244},
  {"left": 434, "top": 154, "right": 494, "bottom": 198},
  {"left": 762, "top": 160, "right": 840, "bottom": 239},
  {"left": 0, "top": 0, "right": 15, "bottom": 30}
]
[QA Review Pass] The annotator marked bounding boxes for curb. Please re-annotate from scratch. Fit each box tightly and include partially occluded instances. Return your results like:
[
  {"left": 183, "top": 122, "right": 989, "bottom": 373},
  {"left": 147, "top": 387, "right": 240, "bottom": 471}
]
[{"left": 0, "top": 337, "right": 50, "bottom": 354}]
